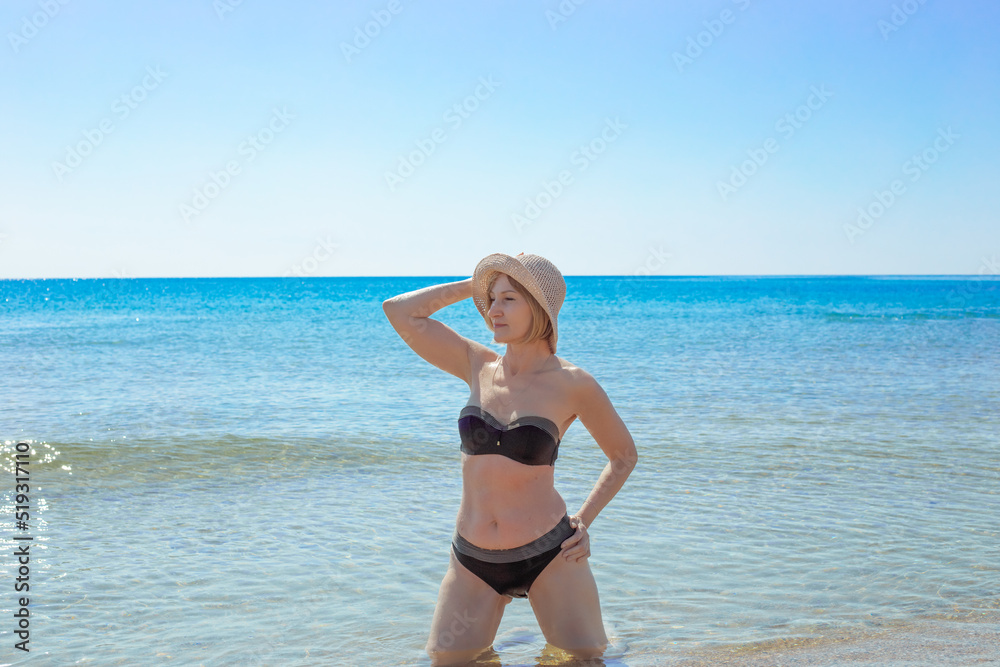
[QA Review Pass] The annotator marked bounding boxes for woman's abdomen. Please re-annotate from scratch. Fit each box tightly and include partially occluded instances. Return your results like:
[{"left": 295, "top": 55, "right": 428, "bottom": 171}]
[{"left": 456, "top": 455, "right": 568, "bottom": 549}]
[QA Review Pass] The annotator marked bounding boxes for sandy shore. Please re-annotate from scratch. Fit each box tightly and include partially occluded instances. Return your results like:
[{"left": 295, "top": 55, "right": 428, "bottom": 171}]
[{"left": 664, "top": 615, "right": 1000, "bottom": 666}]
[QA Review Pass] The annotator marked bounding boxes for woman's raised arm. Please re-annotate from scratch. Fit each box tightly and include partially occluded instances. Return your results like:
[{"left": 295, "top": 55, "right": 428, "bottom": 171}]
[{"left": 382, "top": 277, "right": 476, "bottom": 383}]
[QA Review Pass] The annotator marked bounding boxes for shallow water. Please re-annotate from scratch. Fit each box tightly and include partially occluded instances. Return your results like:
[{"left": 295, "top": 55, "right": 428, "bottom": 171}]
[{"left": 1, "top": 276, "right": 998, "bottom": 665}]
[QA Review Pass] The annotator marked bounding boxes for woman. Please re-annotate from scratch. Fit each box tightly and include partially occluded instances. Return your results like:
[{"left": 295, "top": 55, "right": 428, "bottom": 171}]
[{"left": 382, "top": 252, "right": 637, "bottom": 665}]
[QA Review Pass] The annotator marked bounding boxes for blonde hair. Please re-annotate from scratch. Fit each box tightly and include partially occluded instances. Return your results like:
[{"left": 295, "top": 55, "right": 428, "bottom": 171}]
[{"left": 487, "top": 273, "right": 554, "bottom": 351}]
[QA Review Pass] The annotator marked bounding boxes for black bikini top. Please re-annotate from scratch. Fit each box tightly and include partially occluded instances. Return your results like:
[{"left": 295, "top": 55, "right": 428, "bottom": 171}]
[{"left": 458, "top": 405, "right": 561, "bottom": 466}]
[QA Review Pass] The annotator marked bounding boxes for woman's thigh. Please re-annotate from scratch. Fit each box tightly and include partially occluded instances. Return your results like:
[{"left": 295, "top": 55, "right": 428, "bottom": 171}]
[
  {"left": 527, "top": 553, "right": 608, "bottom": 657},
  {"left": 426, "top": 551, "right": 512, "bottom": 665}
]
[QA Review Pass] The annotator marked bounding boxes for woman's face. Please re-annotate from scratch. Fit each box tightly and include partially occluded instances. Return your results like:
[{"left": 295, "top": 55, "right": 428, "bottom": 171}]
[{"left": 487, "top": 274, "right": 533, "bottom": 344}]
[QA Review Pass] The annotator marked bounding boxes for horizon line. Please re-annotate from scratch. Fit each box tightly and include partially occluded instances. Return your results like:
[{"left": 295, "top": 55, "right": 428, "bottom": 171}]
[{"left": 3, "top": 274, "right": 999, "bottom": 281}]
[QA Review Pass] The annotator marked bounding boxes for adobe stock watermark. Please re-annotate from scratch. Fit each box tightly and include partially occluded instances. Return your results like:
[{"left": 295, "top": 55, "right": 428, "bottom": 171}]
[
  {"left": 673, "top": 0, "right": 752, "bottom": 73},
  {"left": 878, "top": 0, "right": 929, "bottom": 41},
  {"left": 383, "top": 279, "right": 470, "bottom": 340},
  {"left": 213, "top": 0, "right": 245, "bottom": 21},
  {"left": 178, "top": 107, "right": 294, "bottom": 224},
  {"left": 545, "top": 0, "right": 586, "bottom": 30},
  {"left": 843, "top": 126, "right": 958, "bottom": 244},
  {"left": 7, "top": 0, "right": 71, "bottom": 54},
  {"left": 629, "top": 245, "right": 672, "bottom": 276},
  {"left": 947, "top": 254, "right": 999, "bottom": 308},
  {"left": 512, "top": 117, "right": 627, "bottom": 233},
  {"left": 384, "top": 76, "right": 501, "bottom": 192},
  {"left": 51, "top": 65, "right": 168, "bottom": 182},
  {"left": 220, "top": 594, "right": 328, "bottom": 665},
  {"left": 242, "top": 637, "right": 281, "bottom": 667},
  {"left": 341, "top": 0, "right": 407, "bottom": 63},
  {"left": 104, "top": 268, "right": 135, "bottom": 298},
  {"left": 717, "top": 84, "right": 833, "bottom": 202},
  {"left": 614, "top": 245, "right": 672, "bottom": 303},
  {"left": 432, "top": 609, "right": 479, "bottom": 652},
  {"left": 283, "top": 235, "right": 338, "bottom": 277}
]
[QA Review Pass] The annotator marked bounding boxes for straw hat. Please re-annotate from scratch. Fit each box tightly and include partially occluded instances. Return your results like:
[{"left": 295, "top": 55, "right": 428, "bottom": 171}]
[{"left": 472, "top": 252, "right": 566, "bottom": 353}]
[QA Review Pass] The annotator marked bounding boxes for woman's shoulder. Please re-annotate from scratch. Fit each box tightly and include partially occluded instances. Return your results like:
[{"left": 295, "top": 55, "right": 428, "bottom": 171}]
[
  {"left": 550, "top": 358, "right": 608, "bottom": 425},
  {"left": 552, "top": 356, "right": 598, "bottom": 388},
  {"left": 467, "top": 340, "right": 500, "bottom": 367}
]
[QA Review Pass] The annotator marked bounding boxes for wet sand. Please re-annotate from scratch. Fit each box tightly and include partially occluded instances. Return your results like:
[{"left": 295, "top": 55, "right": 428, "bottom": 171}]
[{"left": 667, "top": 615, "right": 1000, "bottom": 666}]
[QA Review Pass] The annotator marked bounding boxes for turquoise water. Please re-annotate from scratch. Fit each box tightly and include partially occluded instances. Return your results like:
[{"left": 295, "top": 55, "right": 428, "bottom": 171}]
[{"left": 1, "top": 276, "right": 999, "bottom": 666}]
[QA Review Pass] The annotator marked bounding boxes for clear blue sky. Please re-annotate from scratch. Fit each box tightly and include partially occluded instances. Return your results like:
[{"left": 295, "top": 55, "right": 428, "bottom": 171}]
[{"left": 2, "top": 0, "right": 998, "bottom": 278}]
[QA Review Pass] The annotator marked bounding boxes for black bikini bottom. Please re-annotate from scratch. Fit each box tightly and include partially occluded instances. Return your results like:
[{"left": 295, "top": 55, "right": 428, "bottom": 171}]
[{"left": 451, "top": 515, "right": 575, "bottom": 599}]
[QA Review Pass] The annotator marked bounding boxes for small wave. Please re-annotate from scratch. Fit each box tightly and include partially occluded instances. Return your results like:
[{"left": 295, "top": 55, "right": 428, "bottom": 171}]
[
  {"left": 1, "top": 434, "right": 450, "bottom": 485},
  {"left": 824, "top": 311, "right": 999, "bottom": 321}
]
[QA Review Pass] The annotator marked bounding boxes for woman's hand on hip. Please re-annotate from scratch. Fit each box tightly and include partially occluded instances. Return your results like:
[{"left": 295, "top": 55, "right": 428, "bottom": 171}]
[{"left": 560, "top": 515, "right": 590, "bottom": 562}]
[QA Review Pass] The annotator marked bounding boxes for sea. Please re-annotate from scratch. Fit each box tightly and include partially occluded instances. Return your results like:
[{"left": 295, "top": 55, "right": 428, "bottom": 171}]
[{"left": 1, "top": 275, "right": 998, "bottom": 666}]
